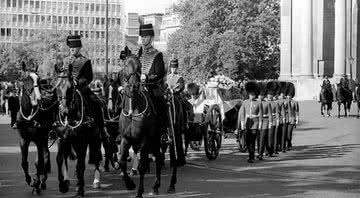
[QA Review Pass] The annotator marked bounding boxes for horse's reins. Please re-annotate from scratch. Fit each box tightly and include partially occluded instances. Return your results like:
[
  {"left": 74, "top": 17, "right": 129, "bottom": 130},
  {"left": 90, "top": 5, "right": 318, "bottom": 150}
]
[{"left": 121, "top": 90, "right": 149, "bottom": 117}]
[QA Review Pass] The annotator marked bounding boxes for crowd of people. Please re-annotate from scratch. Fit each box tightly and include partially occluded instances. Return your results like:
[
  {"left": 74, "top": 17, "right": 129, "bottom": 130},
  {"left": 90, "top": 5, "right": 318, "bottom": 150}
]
[{"left": 0, "top": 81, "right": 20, "bottom": 128}]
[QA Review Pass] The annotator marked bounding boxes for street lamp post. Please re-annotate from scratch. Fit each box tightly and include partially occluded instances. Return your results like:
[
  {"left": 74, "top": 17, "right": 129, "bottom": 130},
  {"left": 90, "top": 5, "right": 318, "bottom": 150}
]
[{"left": 105, "top": 0, "right": 109, "bottom": 76}]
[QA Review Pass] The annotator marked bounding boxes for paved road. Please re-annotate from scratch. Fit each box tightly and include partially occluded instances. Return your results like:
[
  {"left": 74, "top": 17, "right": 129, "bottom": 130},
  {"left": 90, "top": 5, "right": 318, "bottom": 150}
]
[{"left": 0, "top": 101, "right": 359, "bottom": 198}]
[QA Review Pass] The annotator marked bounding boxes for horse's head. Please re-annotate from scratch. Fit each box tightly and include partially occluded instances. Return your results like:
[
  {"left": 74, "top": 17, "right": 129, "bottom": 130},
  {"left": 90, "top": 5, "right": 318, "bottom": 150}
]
[
  {"left": 55, "top": 64, "right": 75, "bottom": 117},
  {"left": 121, "top": 46, "right": 141, "bottom": 94},
  {"left": 20, "top": 61, "right": 41, "bottom": 106}
]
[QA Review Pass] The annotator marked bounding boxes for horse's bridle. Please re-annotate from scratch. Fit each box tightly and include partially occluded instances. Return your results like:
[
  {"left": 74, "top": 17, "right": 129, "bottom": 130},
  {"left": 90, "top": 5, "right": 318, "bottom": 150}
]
[
  {"left": 56, "top": 74, "right": 85, "bottom": 129},
  {"left": 121, "top": 72, "right": 149, "bottom": 117}
]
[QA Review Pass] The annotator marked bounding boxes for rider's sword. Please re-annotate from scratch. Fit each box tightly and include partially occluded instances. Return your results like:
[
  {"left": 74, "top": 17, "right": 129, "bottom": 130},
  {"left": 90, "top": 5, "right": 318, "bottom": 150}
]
[{"left": 167, "top": 89, "right": 178, "bottom": 161}]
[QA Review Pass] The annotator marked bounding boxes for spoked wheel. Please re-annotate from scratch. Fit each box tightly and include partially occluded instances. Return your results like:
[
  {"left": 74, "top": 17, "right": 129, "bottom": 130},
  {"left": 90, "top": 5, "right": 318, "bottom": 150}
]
[
  {"left": 238, "top": 130, "right": 247, "bottom": 152},
  {"left": 204, "top": 105, "right": 223, "bottom": 160}
]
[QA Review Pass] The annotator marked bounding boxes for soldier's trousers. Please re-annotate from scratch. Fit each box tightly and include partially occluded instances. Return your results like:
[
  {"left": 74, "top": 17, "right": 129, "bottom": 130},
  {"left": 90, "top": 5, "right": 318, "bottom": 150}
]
[
  {"left": 286, "top": 124, "right": 294, "bottom": 150},
  {"left": 281, "top": 123, "right": 288, "bottom": 151},
  {"left": 268, "top": 126, "right": 276, "bottom": 155},
  {"left": 258, "top": 129, "right": 268, "bottom": 157},
  {"left": 246, "top": 129, "right": 258, "bottom": 160},
  {"left": 275, "top": 124, "right": 282, "bottom": 152}
]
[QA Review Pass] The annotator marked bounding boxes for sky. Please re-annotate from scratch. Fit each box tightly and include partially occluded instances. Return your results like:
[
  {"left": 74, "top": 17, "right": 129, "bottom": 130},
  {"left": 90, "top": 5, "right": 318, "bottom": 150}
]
[{"left": 125, "top": 0, "right": 178, "bottom": 15}]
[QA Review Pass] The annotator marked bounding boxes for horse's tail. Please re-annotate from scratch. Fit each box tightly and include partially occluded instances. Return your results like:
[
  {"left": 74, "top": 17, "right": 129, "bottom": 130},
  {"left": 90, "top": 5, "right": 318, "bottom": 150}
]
[{"left": 62, "top": 140, "right": 76, "bottom": 160}]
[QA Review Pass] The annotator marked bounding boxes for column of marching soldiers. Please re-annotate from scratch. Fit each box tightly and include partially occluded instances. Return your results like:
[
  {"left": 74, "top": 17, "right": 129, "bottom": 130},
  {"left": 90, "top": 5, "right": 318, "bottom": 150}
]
[{"left": 237, "top": 81, "right": 299, "bottom": 163}]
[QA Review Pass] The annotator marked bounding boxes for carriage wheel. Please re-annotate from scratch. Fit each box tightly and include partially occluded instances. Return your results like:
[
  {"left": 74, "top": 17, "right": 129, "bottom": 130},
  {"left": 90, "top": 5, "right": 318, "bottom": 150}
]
[
  {"left": 238, "top": 130, "right": 247, "bottom": 152},
  {"left": 204, "top": 105, "right": 223, "bottom": 160}
]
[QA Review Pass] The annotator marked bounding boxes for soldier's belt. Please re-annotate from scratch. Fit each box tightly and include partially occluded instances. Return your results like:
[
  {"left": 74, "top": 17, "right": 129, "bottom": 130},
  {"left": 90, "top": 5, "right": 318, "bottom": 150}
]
[{"left": 246, "top": 114, "right": 260, "bottom": 118}]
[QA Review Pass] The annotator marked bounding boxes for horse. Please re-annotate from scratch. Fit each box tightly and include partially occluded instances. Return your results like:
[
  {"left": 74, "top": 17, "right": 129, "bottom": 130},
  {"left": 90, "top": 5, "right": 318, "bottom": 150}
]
[
  {"left": 102, "top": 79, "right": 123, "bottom": 171},
  {"left": 319, "top": 82, "right": 333, "bottom": 117},
  {"left": 54, "top": 67, "right": 103, "bottom": 197},
  {"left": 16, "top": 63, "right": 57, "bottom": 194},
  {"left": 118, "top": 54, "right": 184, "bottom": 198},
  {"left": 336, "top": 78, "right": 353, "bottom": 118}
]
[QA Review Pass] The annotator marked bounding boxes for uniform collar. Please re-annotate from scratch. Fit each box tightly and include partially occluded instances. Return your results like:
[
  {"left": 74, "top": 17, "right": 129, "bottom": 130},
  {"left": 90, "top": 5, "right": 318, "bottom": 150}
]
[{"left": 143, "top": 46, "right": 154, "bottom": 53}]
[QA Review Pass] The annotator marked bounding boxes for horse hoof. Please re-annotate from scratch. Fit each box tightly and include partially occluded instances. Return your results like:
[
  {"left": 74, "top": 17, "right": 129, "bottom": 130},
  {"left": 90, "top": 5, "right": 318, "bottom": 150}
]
[
  {"left": 41, "top": 182, "right": 46, "bottom": 190},
  {"left": 92, "top": 181, "right": 101, "bottom": 189},
  {"left": 135, "top": 195, "right": 143, "bottom": 198},
  {"left": 149, "top": 188, "right": 159, "bottom": 196},
  {"left": 75, "top": 190, "right": 85, "bottom": 197},
  {"left": 59, "top": 180, "right": 70, "bottom": 193},
  {"left": 124, "top": 178, "right": 136, "bottom": 190},
  {"left": 25, "top": 175, "right": 32, "bottom": 186},
  {"left": 32, "top": 187, "right": 41, "bottom": 195},
  {"left": 167, "top": 186, "right": 176, "bottom": 194},
  {"left": 104, "top": 165, "right": 110, "bottom": 172},
  {"left": 114, "top": 162, "right": 120, "bottom": 170}
]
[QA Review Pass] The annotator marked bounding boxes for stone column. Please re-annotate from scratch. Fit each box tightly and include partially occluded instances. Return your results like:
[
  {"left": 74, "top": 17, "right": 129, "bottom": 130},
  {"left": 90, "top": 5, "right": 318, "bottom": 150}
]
[
  {"left": 299, "top": 0, "right": 314, "bottom": 78},
  {"left": 279, "top": 0, "right": 292, "bottom": 79},
  {"left": 333, "top": 0, "right": 346, "bottom": 77}
]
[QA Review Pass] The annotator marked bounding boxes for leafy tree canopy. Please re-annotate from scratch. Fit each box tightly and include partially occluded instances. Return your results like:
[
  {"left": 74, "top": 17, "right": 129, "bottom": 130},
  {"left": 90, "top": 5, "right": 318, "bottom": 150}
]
[{"left": 167, "top": 0, "right": 280, "bottom": 83}]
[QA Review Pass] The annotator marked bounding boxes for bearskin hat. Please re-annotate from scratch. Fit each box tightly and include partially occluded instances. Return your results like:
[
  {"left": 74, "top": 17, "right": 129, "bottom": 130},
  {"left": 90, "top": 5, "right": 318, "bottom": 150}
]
[
  {"left": 286, "top": 82, "right": 296, "bottom": 98},
  {"left": 258, "top": 82, "right": 267, "bottom": 96},
  {"left": 245, "top": 81, "right": 259, "bottom": 95},
  {"left": 266, "top": 81, "right": 279, "bottom": 95},
  {"left": 279, "top": 81, "right": 288, "bottom": 95}
]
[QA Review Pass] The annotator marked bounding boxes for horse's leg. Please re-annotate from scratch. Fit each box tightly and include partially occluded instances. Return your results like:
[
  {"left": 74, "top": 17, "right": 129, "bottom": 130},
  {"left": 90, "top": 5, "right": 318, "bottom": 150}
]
[
  {"left": 57, "top": 140, "right": 70, "bottom": 193},
  {"left": 119, "top": 138, "right": 136, "bottom": 190},
  {"left": 150, "top": 151, "right": 162, "bottom": 195},
  {"left": 344, "top": 103, "right": 348, "bottom": 117},
  {"left": 321, "top": 104, "right": 324, "bottom": 116},
  {"left": 137, "top": 150, "right": 150, "bottom": 198},
  {"left": 20, "top": 138, "right": 32, "bottom": 186},
  {"left": 167, "top": 167, "right": 177, "bottom": 194},
  {"left": 33, "top": 141, "right": 45, "bottom": 195},
  {"left": 338, "top": 102, "right": 341, "bottom": 118},
  {"left": 41, "top": 137, "right": 50, "bottom": 190},
  {"left": 130, "top": 147, "right": 139, "bottom": 175},
  {"left": 102, "top": 134, "right": 111, "bottom": 172},
  {"left": 73, "top": 140, "right": 87, "bottom": 197}
]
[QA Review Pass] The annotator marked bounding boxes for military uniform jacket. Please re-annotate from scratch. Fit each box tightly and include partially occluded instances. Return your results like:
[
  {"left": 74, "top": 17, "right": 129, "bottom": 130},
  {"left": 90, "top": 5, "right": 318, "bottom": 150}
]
[
  {"left": 137, "top": 46, "right": 165, "bottom": 96},
  {"left": 260, "top": 99, "right": 273, "bottom": 129},
  {"left": 166, "top": 73, "right": 185, "bottom": 94},
  {"left": 63, "top": 54, "right": 93, "bottom": 85},
  {"left": 276, "top": 99, "right": 286, "bottom": 124},
  {"left": 287, "top": 99, "right": 299, "bottom": 124},
  {"left": 269, "top": 100, "right": 280, "bottom": 126},
  {"left": 237, "top": 99, "right": 263, "bottom": 130}
]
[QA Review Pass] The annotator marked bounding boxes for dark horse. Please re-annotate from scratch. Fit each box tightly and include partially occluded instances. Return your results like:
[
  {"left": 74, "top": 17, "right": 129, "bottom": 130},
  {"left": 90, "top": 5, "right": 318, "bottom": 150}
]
[
  {"left": 118, "top": 54, "right": 184, "bottom": 198},
  {"left": 54, "top": 68, "right": 102, "bottom": 196},
  {"left": 319, "top": 80, "right": 333, "bottom": 117},
  {"left": 336, "top": 78, "right": 353, "bottom": 118},
  {"left": 17, "top": 63, "right": 57, "bottom": 194}
]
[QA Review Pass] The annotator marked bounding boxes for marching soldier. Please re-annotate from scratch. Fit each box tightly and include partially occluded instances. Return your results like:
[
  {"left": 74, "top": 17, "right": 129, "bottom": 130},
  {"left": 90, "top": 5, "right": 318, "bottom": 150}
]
[
  {"left": 237, "top": 81, "right": 263, "bottom": 163},
  {"left": 284, "top": 82, "right": 299, "bottom": 150},
  {"left": 276, "top": 81, "right": 287, "bottom": 153},
  {"left": 266, "top": 81, "right": 280, "bottom": 157},
  {"left": 257, "top": 82, "right": 272, "bottom": 160},
  {"left": 62, "top": 34, "right": 103, "bottom": 164}
]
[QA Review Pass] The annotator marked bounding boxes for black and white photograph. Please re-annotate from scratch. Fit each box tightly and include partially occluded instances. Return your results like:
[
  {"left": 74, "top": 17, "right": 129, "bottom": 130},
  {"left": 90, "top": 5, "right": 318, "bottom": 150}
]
[{"left": 0, "top": 0, "right": 359, "bottom": 197}]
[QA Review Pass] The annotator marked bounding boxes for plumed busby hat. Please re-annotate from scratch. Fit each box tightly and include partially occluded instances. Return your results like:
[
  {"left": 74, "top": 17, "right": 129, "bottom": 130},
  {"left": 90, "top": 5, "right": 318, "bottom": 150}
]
[
  {"left": 258, "top": 82, "right": 267, "bottom": 96},
  {"left": 279, "top": 81, "right": 288, "bottom": 95},
  {"left": 245, "top": 81, "right": 259, "bottom": 95},
  {"left": 139, "top": 24, "right": 154, "bottom": 37},
  {"left": 286, "top": 82, "right": 296, "bottom": 98},
  {"left": 266, "top": 81, "right": 279, "bottom": 95},
  {"left": 169, "top": 59, "right": 179, "bottom": 68},
  {"left": 66, "top": 35, "right": 82, "bottom": 48}
]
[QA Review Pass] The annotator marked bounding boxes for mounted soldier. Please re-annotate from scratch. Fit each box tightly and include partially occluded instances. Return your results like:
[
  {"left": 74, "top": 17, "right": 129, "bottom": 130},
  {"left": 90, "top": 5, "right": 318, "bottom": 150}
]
[{"left": 61, "top": 35, "right": 105, "bottom": 164}]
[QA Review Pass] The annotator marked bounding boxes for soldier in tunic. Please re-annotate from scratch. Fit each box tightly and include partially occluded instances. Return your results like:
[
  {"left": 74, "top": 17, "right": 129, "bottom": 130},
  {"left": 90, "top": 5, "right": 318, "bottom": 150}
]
[
  {"left": 284, "top": 82, "right": 299, "bottom": 150},
  {"left": 62, "top": 35, "right": 103, "bottom": 164},
  {"left": 266, "top": 81, "right": 280, "bottom": 157},
  {"left": 257, "top": 82, "right": 272, "bottom": 160},
  {"left": 276, "top": 81, "right": 287, "bottom": 154},
  {"left": 137, "top": 24, "right": 168, "bottom": 164},
  {"left": 280, "top": 82, "right": 291, "bottom": 153},
  {"left": 236, "top": 81, "right": 263, "bottom": 163}
]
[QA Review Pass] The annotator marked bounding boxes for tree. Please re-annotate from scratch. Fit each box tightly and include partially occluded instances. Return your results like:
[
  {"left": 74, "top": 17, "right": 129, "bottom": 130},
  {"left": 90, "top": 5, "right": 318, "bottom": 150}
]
[
  {"left": 0, "top": 30, "right": 69, "bottom": 80},
  {"left": 167, "top": 0, "right": 280, "bottom": 82}
]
